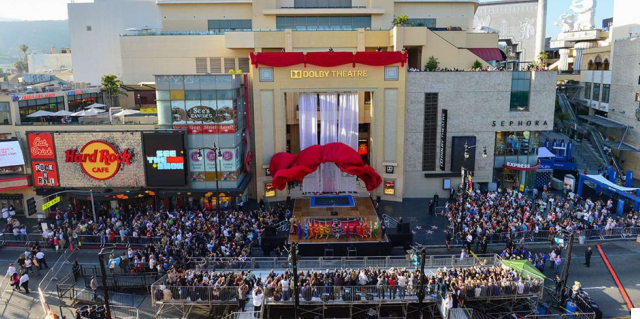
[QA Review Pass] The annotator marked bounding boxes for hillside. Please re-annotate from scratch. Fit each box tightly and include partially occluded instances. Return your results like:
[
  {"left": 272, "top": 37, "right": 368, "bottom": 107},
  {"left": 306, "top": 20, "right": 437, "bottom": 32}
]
[{"left": 0, "top": 20, "right": 70, "bottom": 65}]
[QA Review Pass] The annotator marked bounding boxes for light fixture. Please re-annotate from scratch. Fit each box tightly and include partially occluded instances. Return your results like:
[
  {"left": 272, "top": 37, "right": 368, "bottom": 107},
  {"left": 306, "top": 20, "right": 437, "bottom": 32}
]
[
  {"left": 464, "top": 141, "right": 470, "bottom": 159},
  {"left": 482, "top": 146, "right": 488, "bottom": 158}
]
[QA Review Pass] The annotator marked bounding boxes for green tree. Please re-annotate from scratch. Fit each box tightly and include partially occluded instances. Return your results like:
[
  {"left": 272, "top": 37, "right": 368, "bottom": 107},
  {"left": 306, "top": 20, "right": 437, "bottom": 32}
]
[
  {"left": 392, "top": 15, "right": 409, "bottom": 26},
  {"left": 424, "top": 56, "right": 439, "bottom": 71},
  {"left": 14, "top": 60, "right": 27, "bottom": 73},
  {"left": 537, "top": 51, "right": 548, "bottom": 66},
  {"left": 101, "top": 74, "right": 127, "bottom": 108},
  {"left": 18, "top": 44, "right": 29, "bottom": 71},
  {"left": 472, "top": 60, "right": 483, "bottom": 69}
]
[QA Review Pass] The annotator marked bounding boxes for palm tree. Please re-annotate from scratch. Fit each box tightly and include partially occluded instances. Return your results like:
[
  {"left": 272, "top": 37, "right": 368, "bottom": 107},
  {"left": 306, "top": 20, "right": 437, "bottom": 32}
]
[
  {"left": 101, "top": 74, "right": 128, "bottom": 108},
  {"left": 537, "top": 51, "right": 549, "bottom": 67},
  {"left": 18, "top": 44, "right": 29, "bottom": 72}
]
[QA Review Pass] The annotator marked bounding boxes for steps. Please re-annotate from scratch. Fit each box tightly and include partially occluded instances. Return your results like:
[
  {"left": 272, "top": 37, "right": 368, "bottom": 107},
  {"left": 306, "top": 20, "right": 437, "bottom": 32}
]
[{"left": 572, "top": 142, "right": 603, "bottom": 175}]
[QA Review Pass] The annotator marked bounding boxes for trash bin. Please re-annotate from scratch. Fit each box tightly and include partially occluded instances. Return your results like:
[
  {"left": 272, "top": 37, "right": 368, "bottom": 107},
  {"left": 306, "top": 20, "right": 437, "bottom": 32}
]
[
  {"left": 579, "top": 236, "right": 586, "bottom": 244},
  {"left": 537, "top": 303, "right": 549, "bottom": 314},
  {"left": 566, "top": 301, "right": 578, "bottom": 318}
]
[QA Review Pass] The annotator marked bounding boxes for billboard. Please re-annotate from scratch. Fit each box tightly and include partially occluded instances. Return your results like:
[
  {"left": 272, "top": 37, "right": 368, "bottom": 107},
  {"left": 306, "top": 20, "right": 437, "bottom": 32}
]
[
  {"left": 27, "top": 132, "right": 60, "bottom": 188},
  {"left": 187, "top": 145, "right": 242, "bottom": 182},
  {"left": 450, "top": 136, "right": 476, "bottom": 173},
  {"left": 53, "top": 132, "right": 146, "bottom": 187},
  {"left": 143, "top": 133, "right": 187, "bottom": 186},
  {"left": 0, "top": 140, "right": 25, "bottom": 168}
]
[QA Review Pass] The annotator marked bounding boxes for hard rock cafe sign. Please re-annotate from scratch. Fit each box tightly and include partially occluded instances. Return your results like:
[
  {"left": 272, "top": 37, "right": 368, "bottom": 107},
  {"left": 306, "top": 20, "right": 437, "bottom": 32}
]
[{"left": 65, "top": 141, "right": 133, "bottom": 180}]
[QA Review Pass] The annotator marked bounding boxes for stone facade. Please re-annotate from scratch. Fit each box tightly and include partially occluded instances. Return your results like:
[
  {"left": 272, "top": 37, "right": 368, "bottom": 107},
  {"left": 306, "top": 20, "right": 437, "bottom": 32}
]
[
  {"left": 53, "top": 132, "right": 146, "bottom": 188},
  {"left": 404, "top": 71, "right": 556, "bottom": 198}
]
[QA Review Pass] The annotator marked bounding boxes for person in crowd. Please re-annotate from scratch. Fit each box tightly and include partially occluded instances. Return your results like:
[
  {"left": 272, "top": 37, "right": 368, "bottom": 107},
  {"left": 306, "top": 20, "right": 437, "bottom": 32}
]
[
  {"left": 584, "top": 246, "right": 592, "bottom": 268},
  {"left": 19, "top": 272, "right": 29, "bottom": 293}
]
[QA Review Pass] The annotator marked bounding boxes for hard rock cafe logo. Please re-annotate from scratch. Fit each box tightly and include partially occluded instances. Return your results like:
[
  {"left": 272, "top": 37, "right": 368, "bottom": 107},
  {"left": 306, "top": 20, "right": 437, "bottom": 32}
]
[
  {"left": 30, "top": 137, "right": 54, "bottom": 158},
  {"left": 65, "top": 141, "right": 133, "bottom": 180}
]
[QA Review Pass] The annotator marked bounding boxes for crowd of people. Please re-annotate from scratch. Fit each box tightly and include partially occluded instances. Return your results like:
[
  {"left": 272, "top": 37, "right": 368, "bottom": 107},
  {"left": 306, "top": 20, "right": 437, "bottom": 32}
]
[
  {"left": 7, "top": 244, "right": 49, "bottom": 294},
  {"left": 445, "top": 186, "right": 640, "bottom": 252},
  {"left": 154, "top": 263, "right": 542, "bottom": 309}
]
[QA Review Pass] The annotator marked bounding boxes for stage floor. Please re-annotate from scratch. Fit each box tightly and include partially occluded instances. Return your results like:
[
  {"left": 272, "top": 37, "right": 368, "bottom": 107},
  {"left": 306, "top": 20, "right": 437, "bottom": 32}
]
[{"left": 290, "top": 197, "right": 385, "bottom": 244}]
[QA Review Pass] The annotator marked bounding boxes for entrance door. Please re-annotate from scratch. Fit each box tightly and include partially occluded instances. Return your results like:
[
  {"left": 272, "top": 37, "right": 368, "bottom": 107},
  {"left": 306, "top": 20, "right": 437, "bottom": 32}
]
[{"left": 407, "top": 47, "right": 422, "bottom": 70}]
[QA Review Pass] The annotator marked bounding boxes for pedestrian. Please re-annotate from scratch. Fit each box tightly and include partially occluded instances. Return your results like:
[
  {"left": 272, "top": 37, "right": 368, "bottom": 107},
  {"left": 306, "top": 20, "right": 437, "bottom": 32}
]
[
  {"left": 433, "top": 193, "right": 440, "bottom": 206},
  {"left": 554, "top": 255, "right": 562, "bottom": 275},
  {"left": 554, "top": 274, "right": 563, "bottom": 297},
  {"left": 445, "top": 230, "right": 452, "bottom": 251},
  {"left": 72, "top": 259, "right": 81, "bottom": 281},
  {"left": 481, "top": 236, "right": 488, "bottom": 254},
  {"left": 10, "top": 272, "right": 20, "bottom": 291},
  {"left": 237, "top": 283, "right": 248, "bottom": 311},
  {"left": 19, "top": 273, "right": 29, "bottom": 293},
  {"left": 252, "top": 287, "right": 263, "bottom": 317},
  {"left": 90, "top": 276, "right": 99, "bottom": 302},
  {"left": 36, "top": 250, "right": 48, "bottom": 269},
  {"left": 7, "top": 263, "right": 16, "bottom": 278},
  {"left": 460, "top": 248, "right": 467, "bottom": 262},
  {"left": 584, "top": 247, "right": 592, "bottom": 267},
  {"left": 429, "top": 200, "right": 435, "bottom": 215}
]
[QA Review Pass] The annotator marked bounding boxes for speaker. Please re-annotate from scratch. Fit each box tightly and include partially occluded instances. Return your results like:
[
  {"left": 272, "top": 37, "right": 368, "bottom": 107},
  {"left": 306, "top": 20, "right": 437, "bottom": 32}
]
[
  {"left": 264, "top": 226, "right": 276, "bottom": 236},
  {"left": 401, "top": 223, "right": 411, "bottom": 233},
  {"left": 331, "top": 211, "right": 338, "bottom": 216}
]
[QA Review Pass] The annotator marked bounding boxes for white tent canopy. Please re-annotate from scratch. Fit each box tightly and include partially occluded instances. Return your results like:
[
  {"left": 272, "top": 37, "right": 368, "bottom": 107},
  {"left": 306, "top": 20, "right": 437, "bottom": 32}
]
[
  {"left": 53, "top": 110, "right": 74, "bottom": 116},
  {"left": 587, "top": 174, "right": 639, "bottom": 192},
  {"left": 112, "top": 109, "right": 140, "bottom": 117},
  {"left": 85, "top": 103, "right": 106, "bottom": 109},
  {"left": 26, "top": 110, "right": 55, "bottom": 117},
  {"left": 72, "top": 109, "right": 107, "bottom": 117}
]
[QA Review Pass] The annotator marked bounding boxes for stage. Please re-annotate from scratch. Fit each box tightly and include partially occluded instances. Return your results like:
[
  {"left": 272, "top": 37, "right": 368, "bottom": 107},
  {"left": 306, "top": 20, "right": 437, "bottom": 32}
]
[{"left": 289, "top": 196, "right": 395, "bottom": 256}]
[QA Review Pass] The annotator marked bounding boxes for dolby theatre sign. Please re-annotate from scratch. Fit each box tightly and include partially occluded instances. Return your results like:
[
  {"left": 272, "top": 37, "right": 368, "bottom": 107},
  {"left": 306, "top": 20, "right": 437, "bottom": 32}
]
[{"left": 291, "top": 70, "right": 368, "bottom": 79}]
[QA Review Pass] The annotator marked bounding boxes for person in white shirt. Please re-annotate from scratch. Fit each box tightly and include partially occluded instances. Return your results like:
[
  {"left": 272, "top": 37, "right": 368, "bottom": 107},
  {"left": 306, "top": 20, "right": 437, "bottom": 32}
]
[
  {"left": 397, "top": 273, "right": 407, "bottom": 299},
  {"left": 252, "top": 287, "right": 264, "bottom": 315},
  {"left": 7, "top": 263, "right": 16, "bottom": 277},
  {"left": 516, "top": 279, "right": 525, "bottom": 294},
  {"left": 460, "top": 249, "right": 467, "bottom": 261},
  {"left": 19, "top": 273, "right": 29, "bottom": 293},
  {"left": 36, "top": 251, "right": 48, "bottom": 269}
]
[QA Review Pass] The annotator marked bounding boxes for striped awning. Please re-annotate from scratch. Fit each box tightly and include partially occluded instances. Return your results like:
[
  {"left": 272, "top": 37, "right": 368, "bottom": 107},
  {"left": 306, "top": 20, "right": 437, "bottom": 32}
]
[{"left": 0, "top": 175, "right": 31, "bottom": 191}]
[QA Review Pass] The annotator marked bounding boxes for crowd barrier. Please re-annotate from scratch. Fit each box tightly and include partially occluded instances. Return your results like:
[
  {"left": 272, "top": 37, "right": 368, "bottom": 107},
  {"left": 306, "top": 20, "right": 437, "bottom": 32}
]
[
  {"left": 1, "top": 233, "right": 163, "bottom": 248},
  {"left": 188, "top": 254, "right": 500, "bottom": 271},
  {"left": 451, "top": 227, "right": 640, "bottom": 246}
]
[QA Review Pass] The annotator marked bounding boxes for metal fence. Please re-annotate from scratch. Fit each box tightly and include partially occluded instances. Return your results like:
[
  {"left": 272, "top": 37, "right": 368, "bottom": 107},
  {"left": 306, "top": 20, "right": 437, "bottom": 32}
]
[
  {"left": 111, "top": 306, "right": 139, "bottom": 319},
  {"left": 450, "top": 227, "right": 640, "bottom": 246},
  {"left": 188, "top": 254, "right": 500, "bottom": 271},
  {"left": 1, "top": 233, "right": 163, "bottom": 248}
]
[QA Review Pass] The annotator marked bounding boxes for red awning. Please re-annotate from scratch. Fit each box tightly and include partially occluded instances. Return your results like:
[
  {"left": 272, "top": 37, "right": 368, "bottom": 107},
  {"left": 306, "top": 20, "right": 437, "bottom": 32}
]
[
  {"left": 250, "top": 51, "right": 407, "bottom": 68},
  {"left": 0, "top": 175, "right": 31, "bottom": 191},
  {"left": 502, "top": 160, "right": 541, "bottom": 172},
  {"left": 467, "top": 48, "right": 506, "bottom": 61}
]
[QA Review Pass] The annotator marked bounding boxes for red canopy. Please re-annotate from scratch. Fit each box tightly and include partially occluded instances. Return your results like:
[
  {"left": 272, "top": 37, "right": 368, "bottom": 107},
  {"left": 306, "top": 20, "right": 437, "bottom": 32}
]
[
  {"left": 467, "top": 48, "right": 506, "bottom": 61},
  {"left": 269, "top": 142, "right": 382, "bottom": 191},
  {"left": 250, "top": 51, "right": 407, "bottom": 68}
]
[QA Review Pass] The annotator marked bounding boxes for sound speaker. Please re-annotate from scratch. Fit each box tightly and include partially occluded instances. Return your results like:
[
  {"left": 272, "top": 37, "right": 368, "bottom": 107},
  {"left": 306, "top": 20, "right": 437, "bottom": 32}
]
[
  {"left": 264, "top": 226, "right": 276, "bottom": 236},
  {"left": 331, "top": 211, "right": 338, "bottom": 216},
  {"left": 401, "top": 223, "right": 411, "bottom": 233}
]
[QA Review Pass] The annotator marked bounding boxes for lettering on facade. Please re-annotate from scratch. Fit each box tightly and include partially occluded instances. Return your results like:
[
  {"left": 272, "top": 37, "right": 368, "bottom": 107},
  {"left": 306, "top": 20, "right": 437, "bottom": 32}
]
[
  {"left": 291, "top": 70, "right": 368, "bottom": 79},
  {"left": 65, "top": 141, "right": 133, "bottom": 180},
  {"left": 491, "top": 120, "right": 548, "bottom": 127}
]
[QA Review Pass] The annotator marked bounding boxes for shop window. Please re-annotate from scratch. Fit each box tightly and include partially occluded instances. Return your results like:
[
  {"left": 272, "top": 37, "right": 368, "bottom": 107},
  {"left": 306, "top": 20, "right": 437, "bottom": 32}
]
[
  {"left": 170, "top": 90, "right": 185, "bottom": 100},
  {"left": 602, "top": 84, "right": 610, "bottom": 103},
  {"left": 593, "top": 83, "right": 600, "bottom": 101},
  {"left": 384, "top": 180, "right": 395, "bottom": 195},
  {"left": 594, "top": 55, "right": 602, "bottom": 70},
  {"left": 208, "top": 20, "right": 252, "bottom": 34},
  {"left": 494, "top": 131, "right": 537, "bottom": 156},
  {"left": 265, "top": 183, "right": 276, "bottom": 197},
  {"left": 584, "top": 82, "right": 591, "bottom": 100},
  {"left": 276, "top": 15, "right": 370, "bottom": 30},
  {"left": 422, "top": 93, "right": 438, "bottom": 171},
  {"left": 509, "top": 72, "right": 530, "bottom": 111},
  {"left": 0, "top": 102, "right": 11, "bottom": 125}
]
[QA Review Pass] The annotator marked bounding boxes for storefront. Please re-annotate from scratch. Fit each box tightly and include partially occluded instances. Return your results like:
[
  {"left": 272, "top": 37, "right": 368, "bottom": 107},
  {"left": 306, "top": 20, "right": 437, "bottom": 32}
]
[
  {"left": 0, "top": 134, "right": 31, "bottom": 214},
  {"left": 17, "top": 94, "right": 65, "bottom": 123},
  {"left": 493, "top": 130, "right": 542, "bottom": 190},
  {"left": 67, "top": 91, "right": 104, "bottom": 111},
  {"left": 11, "top": 88, "right": 103, "bottom": 124}
]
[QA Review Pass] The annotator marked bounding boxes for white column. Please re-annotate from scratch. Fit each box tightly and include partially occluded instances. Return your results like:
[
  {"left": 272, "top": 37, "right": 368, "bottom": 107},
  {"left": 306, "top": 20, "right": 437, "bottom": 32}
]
[
  {"left": 573, "top": 49, "right": 584, "bottom": 72},
  {"left": 559, "top": 49, "right": 570, "bottom": 71},
  {"left": 535, "top": 0, "right": 547, "bottom": 60}
]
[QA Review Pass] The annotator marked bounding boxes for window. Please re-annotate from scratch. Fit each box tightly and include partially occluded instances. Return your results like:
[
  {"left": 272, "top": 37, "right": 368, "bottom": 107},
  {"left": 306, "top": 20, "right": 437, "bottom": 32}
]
[
  {"left": 207, "top": 20, "right": 252, "bottom": 34},
  {"left": 510, "top": 72, "right": 531, "bottom": 111},
  {"left": 407, "top": 18, "right": 437, "bottom": 28},
  {"left": 210, "top": 57, "right": 222, "bottom": 73},
  {"left": 422, "top": 93, "right": 438, "bottom": 171},
  {"left": 294, "top": 0, "right": 352, "bottom": 8},
  {"left": 195, "top": 57, "right": 207, "bottom": 74},
  {"left": 593, "top": 83, "right": 600, "bottom": 101},
  {"left": 584, "top": 82, "right": 591, "bottom": 100},
  {"left": 602, "top": 84, "right": 610, "bottom": 103},
  {"left": 276, "top": 15, "right": 370, "bottom": 30},
  {"left": 86, "top": 26, "right": 92, "bottom": 31},
  {"left": 0, "top": 102, "right": 10, "bottom": 125}
]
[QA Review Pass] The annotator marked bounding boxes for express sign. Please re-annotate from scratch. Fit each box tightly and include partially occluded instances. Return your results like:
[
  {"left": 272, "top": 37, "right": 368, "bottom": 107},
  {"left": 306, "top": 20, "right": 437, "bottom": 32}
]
[{"left": 65, "top": 141, "right": 133, "bottom": 180}]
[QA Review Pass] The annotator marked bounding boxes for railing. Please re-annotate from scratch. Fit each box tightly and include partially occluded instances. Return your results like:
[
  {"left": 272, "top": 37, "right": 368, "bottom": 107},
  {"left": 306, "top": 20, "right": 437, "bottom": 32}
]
[
  {"left": 1, "top": 233, "right": 163, "bottom": 248},
  {"left": 275, "top": 220, "right": 290, "bottom": 232},
  {"left": 151, "top": 280, "right": 544, "bottom": 307},
  {"left": 584, "top": 124, "right": 623, "bottom": 176},
  {"left": 280, "top": 5, "right": 367, "bottom": 9},
  {"left": 188, "top": 254, "right": 500, "bottom": 271},
  {"left": 382, "top": 214, "right": 399, "bottom": 230},
  {"left": 111, "top": 306, "right": 139, "bottom": 319}
]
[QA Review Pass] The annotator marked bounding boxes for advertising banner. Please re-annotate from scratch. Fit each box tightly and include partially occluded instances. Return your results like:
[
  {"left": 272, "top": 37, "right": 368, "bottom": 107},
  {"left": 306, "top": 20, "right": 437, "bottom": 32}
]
[
  {"left": 143, "top": 133, "right": 187, "bottom": 186},
  {"left": 28, "top": 132, "right": 56, "bottom": 159},
  {"left": 0, "top": 141, "right": 25, "bottom": 168},
  {"left": 53, "top": 132, "right": 146, "bottom": 187},
  {"left": 32, "top": 161, "right": 59, "bottom": 187},
  {"left": 27, "top": 132, "right": 59, "bottom": 188},
  {"left": 174, "top": 99, "right": 238, "bottom": 134}
]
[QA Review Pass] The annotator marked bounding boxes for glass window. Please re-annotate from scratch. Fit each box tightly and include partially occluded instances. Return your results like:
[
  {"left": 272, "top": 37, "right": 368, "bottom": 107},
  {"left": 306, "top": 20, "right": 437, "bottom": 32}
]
[
  {"left": 510, "top": 72, "right": 531, "bottom": 111},
  {"left": 170, "top": 90, "right": 185, "bottom": 100},
  {"left": 169, "top": 76, "right": 184, "bottom": 90},
  {"left": 0, "top": 102, "right": 11, "bottom": 125},
  {"left": 593, "top": 83, "right": 600, "bottom": 101},
  {"left": 216, "top": 90, "right": 236, "bottom": 99},
  {"left": 208, "top": 19, "right": 252, "bottom": 33},
  {"left": 584, "top": 82, "right": 591, "bottom": 100},
  {"left": 201, "top": 90, "right": 216, "bottom": 100},
  {"left": 185, "top": 91, "right": 201, "bottom": 100},
  {"left": 602, "top": 84, "right": 610, "bottom": 103}
]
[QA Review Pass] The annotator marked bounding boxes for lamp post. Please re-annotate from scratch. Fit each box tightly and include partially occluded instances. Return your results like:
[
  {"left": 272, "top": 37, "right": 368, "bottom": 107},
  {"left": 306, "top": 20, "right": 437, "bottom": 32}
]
[
  {"left": 417, "top": 247, "right": 427, "bottom": 318},
  {"left": 197, "top": 143, "right": 223, "bottom": 234},
  {"left": 97, "top": 246, "right": 117, "bottom": 319},
  {"left": 462, "top": 141, "right": 488, "bottom": 193},
  {"left": 290, "top": 242, "right": 300, "bottom": 319}
]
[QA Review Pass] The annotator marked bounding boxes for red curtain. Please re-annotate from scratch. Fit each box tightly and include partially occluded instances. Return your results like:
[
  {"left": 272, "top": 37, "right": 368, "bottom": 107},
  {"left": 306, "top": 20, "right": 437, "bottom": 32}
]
[
  {"left": 269, "top": 142, "right": 382, "bottom": 191},
  {"left": 250, "top": 51, "right": 407, "bottom": 68},
  {"left": 305, "top": 52, "right": 355, "bottom": 67}
]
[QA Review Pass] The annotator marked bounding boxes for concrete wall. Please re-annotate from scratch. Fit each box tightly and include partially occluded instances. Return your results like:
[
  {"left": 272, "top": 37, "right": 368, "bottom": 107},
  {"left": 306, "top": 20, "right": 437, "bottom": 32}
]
[
  {"left": 394, "top": 2, "right": 476, "bottom": 30},
  {"left": 608, "top": 39, "right": 640, "bottom": 173},
  {"left": 27, "top": 54, "right": 73, "bottom": 73},
  {"left": 475, "top": 0, "right": 539, "bottom": 63},
  {"left": 404, "top": 71, "right": 556, "bottom": 198},
  {"left": 68, "top": 0, "right": 161, "bottom": 85},
  {"left": 159, "top": 3, "right": 253, "bottom": 31}
]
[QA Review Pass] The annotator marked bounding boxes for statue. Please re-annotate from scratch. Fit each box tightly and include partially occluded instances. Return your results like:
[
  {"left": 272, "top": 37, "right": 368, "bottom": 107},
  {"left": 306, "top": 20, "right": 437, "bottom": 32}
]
[
  {"left": 473, "top": 14, "right": 491, "bottom": 31},
  {"left": 554, "top": 13, "right": 577, "bottom": 33},
  {"left": 570, "top": 0, "right": 597, "bottom": 31},
  {"left": 519, "top": 18, "right": 535, "bottom": 40}
]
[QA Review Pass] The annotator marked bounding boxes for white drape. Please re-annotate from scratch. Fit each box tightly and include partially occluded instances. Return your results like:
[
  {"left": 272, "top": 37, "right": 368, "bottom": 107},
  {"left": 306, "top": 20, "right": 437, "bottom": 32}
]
[
  {"left": 337, "top": 92, "right": 359, "bottom": 192},
  {"left": 299, "top": 93, "right": 320, "bottom": 193},
  {"left": 319, "top": 93, "right": 338, "bottom": 193}
]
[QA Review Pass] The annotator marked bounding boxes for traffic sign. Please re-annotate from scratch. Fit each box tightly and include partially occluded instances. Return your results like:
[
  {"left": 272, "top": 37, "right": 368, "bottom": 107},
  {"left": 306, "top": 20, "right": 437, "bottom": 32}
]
[{"left": 42, "top": 196, "right": 61, "bottom": 210}]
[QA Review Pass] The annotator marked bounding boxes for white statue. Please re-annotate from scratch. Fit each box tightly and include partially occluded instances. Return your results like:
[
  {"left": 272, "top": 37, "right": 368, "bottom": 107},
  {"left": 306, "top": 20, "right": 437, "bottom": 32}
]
[
  {"left": 570, "top": 0, "right": 597, "bottom": 31},
  {"left": 554, "top": 13, "right": 577, "bottom": 33},
  {"left": 473, "top": 14, "right": 491, "bottom": 31},
  {"left": 519, "top": 18, "right": 535, "bottom": 40}
]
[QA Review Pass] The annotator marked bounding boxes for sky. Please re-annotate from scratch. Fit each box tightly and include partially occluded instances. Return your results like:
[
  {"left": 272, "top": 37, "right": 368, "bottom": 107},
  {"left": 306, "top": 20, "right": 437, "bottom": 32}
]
[{"left": 0, "top": 0, "right": 615, "bottom": 38}]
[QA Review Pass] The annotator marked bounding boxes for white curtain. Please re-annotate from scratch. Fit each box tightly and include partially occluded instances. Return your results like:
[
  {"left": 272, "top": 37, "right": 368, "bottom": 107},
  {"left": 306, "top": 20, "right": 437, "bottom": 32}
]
[
  {"left": 337, "top": 92, "right": 359, "bottom": 193},
  {"left": 319, "top": 93, "right": 338, "bottom": 193},
  {"left": 299, "top": 93, "right": 320, "bottom": 193}
]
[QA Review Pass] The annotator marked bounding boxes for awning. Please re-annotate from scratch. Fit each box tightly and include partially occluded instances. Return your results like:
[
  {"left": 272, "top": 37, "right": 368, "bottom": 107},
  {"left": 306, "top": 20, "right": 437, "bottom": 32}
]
[
  {"left": 587, "top": 174, "right": 638, "bottom": 192},
  {"left": 579, "top": 115, "right": 629, "bottom": 129},
  {"left": 0, "top": 175, "right": 31, "bottom": 191},
  {"left": 467, "top": 48, "right": 506, "bottom": 61},
  {"left": 537, "top": 147, "right": 556, "bottom": 158}
]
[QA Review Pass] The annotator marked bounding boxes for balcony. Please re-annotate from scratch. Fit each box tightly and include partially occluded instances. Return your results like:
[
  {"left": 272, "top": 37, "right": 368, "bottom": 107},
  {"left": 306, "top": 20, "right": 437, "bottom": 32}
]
[{"left": 263, "top": 7, "right": 384, "bottom": 16}]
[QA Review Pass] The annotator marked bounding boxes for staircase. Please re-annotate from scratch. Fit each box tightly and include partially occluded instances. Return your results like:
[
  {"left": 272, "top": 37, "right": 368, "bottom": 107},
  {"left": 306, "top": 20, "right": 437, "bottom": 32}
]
[{"left": 572, "top": 141, "right": 604, "bottom": 174}]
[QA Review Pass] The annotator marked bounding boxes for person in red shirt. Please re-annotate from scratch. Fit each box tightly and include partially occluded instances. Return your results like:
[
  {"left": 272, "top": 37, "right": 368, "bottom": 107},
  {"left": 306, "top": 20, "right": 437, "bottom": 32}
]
[{"left": 388, "top": 275, "right": 397, "bottom": 299}]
